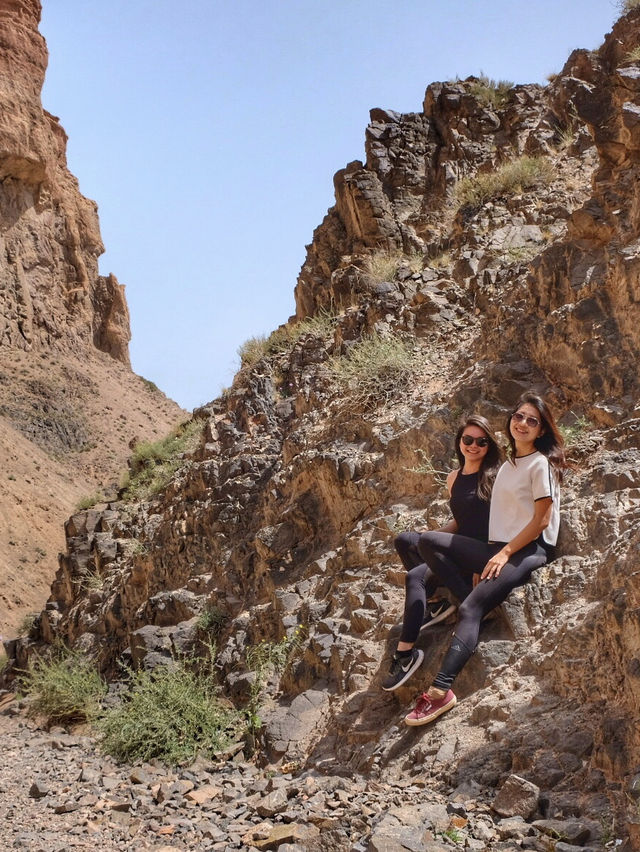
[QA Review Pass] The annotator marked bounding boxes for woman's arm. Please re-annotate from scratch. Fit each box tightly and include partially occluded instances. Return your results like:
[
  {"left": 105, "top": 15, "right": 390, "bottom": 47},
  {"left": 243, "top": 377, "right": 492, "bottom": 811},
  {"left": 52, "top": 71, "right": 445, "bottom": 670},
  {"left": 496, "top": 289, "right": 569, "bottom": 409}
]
[{"left": 481, "top": 497, "right": 552, "bottom": 580}]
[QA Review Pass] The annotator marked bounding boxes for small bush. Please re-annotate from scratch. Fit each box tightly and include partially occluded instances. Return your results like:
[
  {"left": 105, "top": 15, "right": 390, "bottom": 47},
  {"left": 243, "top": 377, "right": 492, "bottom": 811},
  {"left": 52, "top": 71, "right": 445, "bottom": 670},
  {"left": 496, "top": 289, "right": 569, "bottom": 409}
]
[
  {"left": 331, "top": 334, "right": 420, "bottom": 407},
  {"left": 405, "top": 449, "right": 449, "bottom": 486},
  {"left": 362, "top": 249, "right": 423, "bottom": 284},
  {"left": 238, "top": 335, "right": 268, "bottom": 368},
  {"left": 558, "top": 414, "right": 591, "bottom": 447},
  {"left": 75, "top": 492, "right": 106, "bottom": 511},
  {"left": 98, "top": 661, "right": 241, "bottom": 765},
  {"left": 467, "top": 74, "right": 514, "bottom": 109},
  {"left": 140, "top": 377, "right": 160, "bottom": 393},
  {"left": 121, "top": 419, "right": 202, "bottom": 502},
  {"left": 245, "top": 630, "right": 305, "bottom": 733},
  {"left": 625, "top": 46, "right": 640, "bottom": 61},
  {"left": 20, "top": 647, "right": 106, "bottom": 724},
  {"left": 17, "top": 612, "right": 37, "bottom": 636},
  {"left": 619, "top": 0, "right": 640, "bottom": 14},
  {"left": 454, "top": 156, "right": 554, "bottom": 209},
  {"left": 238, "top": 310, "right": 338, "bottom": 369},
  {"left": 197, "top": 605, "right": 227, "bottom": 635}
]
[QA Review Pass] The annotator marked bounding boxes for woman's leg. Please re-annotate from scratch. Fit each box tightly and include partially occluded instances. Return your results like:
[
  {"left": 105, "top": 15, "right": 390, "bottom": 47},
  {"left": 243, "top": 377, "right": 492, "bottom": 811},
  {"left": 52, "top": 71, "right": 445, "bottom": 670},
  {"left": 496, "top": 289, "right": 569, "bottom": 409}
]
[
  {"left": 394, "top": 532, "right": 440, "bottom": 600},
  {"left": 432, "top": 541, "right": 548, "bottom": 690},
  {"left": 418, "top": 531, "right": 492, "bottom": 602}
]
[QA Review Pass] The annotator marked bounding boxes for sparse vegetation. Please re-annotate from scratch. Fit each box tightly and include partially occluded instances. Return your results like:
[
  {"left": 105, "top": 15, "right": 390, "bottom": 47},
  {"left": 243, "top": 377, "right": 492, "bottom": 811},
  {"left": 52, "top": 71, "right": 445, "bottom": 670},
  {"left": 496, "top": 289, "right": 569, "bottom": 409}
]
[
  {"left": 78, "top": 569, "right": 104, "bottom": 592},
  {"left": 558, "top": 414, "right": 591, "bottom": 447},
  {"left": 405, "top": 449, "right": 449, "bottom": 486},
  {"left": 619, "top": 0, "right": 640, "bottom": 14},
  {"left": 441, "top": 826, "right": 464, "bottom": 844},
  {"left": 454, "top": 156, "right": 554, "bottom": 209},
  {"left": 120, "top": 419, "right": 202, "bottom": 501},
  {"left": 245, "top": 629, "right": 305, "bottom": 734},
  {"left": 238, "top": 310, "right": 338, "bottom": 369},
  {"left": 361, "top": 249, "right": 423, "bottom": 284},
  {"left": 98, "top": 657, "right": 241, "bottom": 765},
  {"left": 17, "top": 612, "right": 37, "bottom": 636},
  {"left": 197, "top": 604, "right": 227, "bottom": 635},
  {"left": 20, "top": 646, "right": 107, "bottom": 724},
  {"left": 75, "top": 492, "right": 106, "bottom": 511},
  {"left": 501, "top": 244, "right": 543, "bottom": 265},
  {"left": 625, "top": 45, "right": 640, "bottom": 62},
  {"left": 0, "top": 651, "right": 7, "bottom": 676},
  {"left": 140, "top": 377, "right": 160, "bottom": 393},
  {"left": 331, "top": 333, "right": 420, "bottom": 407},
  {"left": 466, "top": 74, "right": 514, "bottom": 109}
]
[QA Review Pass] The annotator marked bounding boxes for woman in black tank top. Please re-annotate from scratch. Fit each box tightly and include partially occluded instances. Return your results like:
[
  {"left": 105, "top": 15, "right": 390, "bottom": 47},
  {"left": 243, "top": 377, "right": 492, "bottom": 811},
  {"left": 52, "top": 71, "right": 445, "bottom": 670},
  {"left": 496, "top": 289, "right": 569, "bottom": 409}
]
[{"left": 382, "top": 415, "right": 501, "bottom": 692}]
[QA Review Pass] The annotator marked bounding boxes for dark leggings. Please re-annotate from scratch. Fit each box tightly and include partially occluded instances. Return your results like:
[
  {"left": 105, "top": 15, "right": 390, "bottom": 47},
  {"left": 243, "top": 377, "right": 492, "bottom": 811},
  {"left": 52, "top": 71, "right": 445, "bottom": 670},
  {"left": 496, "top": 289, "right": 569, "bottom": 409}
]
[
  {"left": 394, "top": 532, "right": 441, "bottom": 645},
  {"left": 418, "top": 531, "right": 549, "bottom": 689}
]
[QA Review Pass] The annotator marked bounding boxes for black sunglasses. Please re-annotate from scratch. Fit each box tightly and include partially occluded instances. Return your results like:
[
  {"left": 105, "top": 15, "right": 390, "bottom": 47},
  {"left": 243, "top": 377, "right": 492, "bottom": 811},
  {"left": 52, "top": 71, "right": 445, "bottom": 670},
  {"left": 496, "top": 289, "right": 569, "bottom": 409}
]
[
  {"left": 511, "top": 411, "right": 540, "bottom": 428},
  {"left": 461, "top": 434, "right": 489, "bottom": 447}
]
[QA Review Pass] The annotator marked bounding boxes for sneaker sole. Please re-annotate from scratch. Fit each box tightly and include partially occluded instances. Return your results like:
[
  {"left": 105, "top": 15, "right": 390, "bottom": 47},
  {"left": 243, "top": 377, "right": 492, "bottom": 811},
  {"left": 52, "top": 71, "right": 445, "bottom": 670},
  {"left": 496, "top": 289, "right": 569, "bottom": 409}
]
[
  {"left": 404, "top": 693, "right": 457, "bottom": 726},
  {"left": 381, "top": 648, "right": 424, "bottom": 692},
  {"left": 419, "top": 604, "right": 457, "bottom": 633}
]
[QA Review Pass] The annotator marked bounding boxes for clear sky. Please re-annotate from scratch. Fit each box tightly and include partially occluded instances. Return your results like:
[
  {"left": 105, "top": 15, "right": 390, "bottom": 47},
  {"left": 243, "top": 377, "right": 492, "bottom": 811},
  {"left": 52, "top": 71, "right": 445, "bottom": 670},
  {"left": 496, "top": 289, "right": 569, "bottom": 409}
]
[{"left": 38, "top": 1, "right": 619, "bottom": 411}]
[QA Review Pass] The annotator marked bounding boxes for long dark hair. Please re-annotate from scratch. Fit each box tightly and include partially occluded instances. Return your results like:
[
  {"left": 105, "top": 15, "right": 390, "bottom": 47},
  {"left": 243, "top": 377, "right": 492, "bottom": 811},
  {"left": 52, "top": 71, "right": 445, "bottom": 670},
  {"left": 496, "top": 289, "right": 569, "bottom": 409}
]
[
  {"left": 454, "top": 414, "right": 502, "bottom": 501},
  {"left": 506, "top": 391, "right": 569, "bottom": 481}
]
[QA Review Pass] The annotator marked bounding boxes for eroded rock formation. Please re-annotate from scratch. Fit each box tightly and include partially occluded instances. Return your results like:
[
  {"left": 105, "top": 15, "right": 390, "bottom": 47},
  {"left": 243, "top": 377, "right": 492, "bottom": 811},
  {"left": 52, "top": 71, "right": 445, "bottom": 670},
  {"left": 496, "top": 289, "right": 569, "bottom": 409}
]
[
  {"left": 0, "top": 0, "right": 184, "bottom": 633},
  {"left": 7, "top": 5, "right": 640, "bottom": 850}
]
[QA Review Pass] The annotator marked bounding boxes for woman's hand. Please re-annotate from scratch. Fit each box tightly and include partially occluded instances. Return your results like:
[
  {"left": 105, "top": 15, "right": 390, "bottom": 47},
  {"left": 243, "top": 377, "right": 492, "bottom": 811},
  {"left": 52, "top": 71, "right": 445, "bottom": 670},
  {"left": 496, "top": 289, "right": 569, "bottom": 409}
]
[{"left": 481, "top": 549, "right": 509, "bottom": 580}]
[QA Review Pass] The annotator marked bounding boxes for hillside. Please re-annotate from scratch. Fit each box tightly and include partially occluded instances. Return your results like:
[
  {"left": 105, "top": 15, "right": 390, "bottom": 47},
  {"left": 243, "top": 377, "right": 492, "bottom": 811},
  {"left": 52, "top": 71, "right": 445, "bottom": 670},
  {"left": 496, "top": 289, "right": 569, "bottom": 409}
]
[
  {"left": 5, "top": 4, "right": 640, "bottom": 851},
  {"left": 0, "top": 0, "right": 185, "bottom": 633}
]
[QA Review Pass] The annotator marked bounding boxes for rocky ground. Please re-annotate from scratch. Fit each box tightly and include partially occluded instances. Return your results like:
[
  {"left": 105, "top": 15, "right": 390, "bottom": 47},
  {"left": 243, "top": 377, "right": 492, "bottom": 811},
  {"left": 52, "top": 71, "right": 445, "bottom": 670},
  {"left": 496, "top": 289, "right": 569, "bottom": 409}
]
[{"left": 0, "top": 692, "right": 611, "bottom": 852}]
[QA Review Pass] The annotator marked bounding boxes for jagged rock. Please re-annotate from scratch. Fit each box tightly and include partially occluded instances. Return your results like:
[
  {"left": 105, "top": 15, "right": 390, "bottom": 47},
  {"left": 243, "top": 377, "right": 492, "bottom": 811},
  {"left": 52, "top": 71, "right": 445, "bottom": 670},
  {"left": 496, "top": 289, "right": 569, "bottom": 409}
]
[{"left": 492, "top": 774, "right": 540, "bottom": 819}]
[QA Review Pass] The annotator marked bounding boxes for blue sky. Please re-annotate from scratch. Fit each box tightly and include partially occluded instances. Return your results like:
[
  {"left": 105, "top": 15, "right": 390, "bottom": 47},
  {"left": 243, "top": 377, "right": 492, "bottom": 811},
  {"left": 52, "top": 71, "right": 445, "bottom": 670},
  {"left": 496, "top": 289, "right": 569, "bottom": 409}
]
[{"left": 39, "top": 1, "right": 618, "bottom": 411}]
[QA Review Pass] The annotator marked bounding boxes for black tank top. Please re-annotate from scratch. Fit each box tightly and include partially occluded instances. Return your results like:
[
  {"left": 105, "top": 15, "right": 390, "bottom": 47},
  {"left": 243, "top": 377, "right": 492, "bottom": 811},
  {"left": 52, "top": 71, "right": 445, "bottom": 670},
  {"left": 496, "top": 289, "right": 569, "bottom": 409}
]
[{"left": 449, "top": 470, "right": 490, "bottom": 541}]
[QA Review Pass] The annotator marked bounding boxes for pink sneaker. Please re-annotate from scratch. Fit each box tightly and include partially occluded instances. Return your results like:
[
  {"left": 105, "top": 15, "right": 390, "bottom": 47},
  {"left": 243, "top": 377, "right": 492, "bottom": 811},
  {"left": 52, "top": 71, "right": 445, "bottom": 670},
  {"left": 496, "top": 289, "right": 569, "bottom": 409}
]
[{"left": 404, "top": 689, "right": 457, "bottom": 726}]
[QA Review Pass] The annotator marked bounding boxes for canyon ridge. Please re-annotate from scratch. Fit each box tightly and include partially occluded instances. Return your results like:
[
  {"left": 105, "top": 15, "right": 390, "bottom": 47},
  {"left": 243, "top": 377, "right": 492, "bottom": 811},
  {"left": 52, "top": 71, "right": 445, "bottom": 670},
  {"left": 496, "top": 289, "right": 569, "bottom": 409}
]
[{"left": 3, "top": 1, "right": 640, "bottom": 851}]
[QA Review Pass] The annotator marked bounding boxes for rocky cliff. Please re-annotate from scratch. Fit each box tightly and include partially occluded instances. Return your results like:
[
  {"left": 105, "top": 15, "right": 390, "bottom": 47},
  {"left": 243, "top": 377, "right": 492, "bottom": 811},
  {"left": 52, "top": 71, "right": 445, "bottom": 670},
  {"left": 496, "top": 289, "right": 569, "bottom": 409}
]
[
  {"left": 7, "top": 5, "right": 640, "bottom": 851},
  {"left": 0, "top": 0, "right": 184, "bottom": 633}
]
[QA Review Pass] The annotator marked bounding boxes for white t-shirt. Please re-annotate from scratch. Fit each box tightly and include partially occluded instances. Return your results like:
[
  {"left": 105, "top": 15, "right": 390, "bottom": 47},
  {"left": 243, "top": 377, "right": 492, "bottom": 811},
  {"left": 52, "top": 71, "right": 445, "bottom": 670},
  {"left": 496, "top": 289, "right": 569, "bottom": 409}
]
[{"left": 488, "top": 451, "right": 560, "bottom": 547}]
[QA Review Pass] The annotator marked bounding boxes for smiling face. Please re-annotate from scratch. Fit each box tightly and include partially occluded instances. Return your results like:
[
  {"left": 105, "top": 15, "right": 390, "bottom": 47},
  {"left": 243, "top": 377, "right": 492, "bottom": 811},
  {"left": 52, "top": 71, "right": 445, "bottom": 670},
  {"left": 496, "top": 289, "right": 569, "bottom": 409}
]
[
  {"left": 509, "top": 401, "right": 545, "bottom": 453},
  {"left": 459, "top": 424, "right": 490, "bottom": 467}
]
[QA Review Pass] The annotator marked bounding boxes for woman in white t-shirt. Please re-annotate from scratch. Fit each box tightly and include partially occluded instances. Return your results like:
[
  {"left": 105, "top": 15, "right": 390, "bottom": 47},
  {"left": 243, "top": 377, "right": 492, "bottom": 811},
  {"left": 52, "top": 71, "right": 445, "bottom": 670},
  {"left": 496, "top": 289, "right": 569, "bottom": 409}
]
[{"left": 404, "top": 391, "right": 569, "bottom": 727}]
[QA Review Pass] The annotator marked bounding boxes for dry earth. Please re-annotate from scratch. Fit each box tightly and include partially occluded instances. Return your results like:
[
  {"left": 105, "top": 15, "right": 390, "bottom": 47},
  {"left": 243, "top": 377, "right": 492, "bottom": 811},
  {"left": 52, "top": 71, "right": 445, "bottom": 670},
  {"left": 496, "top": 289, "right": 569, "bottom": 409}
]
[{"left": 0, "top": 347, "right": 185, "bottom": 636}]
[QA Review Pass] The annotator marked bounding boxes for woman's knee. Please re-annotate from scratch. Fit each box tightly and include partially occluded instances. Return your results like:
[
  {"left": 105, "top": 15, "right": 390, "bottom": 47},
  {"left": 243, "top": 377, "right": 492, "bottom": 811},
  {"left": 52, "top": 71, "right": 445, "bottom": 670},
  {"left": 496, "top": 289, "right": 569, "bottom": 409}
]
[
  {"left": 394, "top": 531, "right": 416, "bottom": 554},
  {"left": 405, "top": 564, "right": 427, "bottom": 592}
]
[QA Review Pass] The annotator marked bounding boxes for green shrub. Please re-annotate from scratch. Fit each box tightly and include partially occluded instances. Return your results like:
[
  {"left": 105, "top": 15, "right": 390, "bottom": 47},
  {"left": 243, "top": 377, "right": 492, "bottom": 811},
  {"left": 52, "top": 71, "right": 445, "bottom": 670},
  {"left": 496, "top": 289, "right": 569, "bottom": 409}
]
[
  {"left": 467, "top": 74, "right": 514, "bottom": 109},
  {"left": 121, "top": 419, "right": 202, "bottom": 502},
  {"left": 197, "top": 605, "right": 227, "bottom": 635},
  {"left": 454, "top": 156, "right": 554, "bottom": 209},
  {"left": 20, "top": 647, "right": 106, "bottom": 724},
  {"left": 75, "top": 492, "right": 106, "bottom": 511},
  {"left": 238, "top": 311, "right": 338, "bottom": 369},
  {"left": 98, "top": 660, "right": 241, "bottom": 765},
  {"left": 245, "top": 630, "right": 305, "bottom": 734},
  {"left": 331, "top": 333, "right": 420, "bottom": 407},
  {"left": 625, "top": 46, "right": 640, "bottom": 61},
  {"left": 558, "top": 414, "right": 591, "bottom": 447}
]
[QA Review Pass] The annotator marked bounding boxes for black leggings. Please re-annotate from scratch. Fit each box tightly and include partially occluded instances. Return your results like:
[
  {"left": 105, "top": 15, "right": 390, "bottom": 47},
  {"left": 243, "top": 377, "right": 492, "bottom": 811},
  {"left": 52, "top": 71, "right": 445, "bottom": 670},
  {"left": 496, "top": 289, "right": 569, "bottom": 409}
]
[
  {"left": 394, "top": 532, "right": 441, "bottom": 645},
  {"left": 417, "top": 531, "right": 549, "bottom": 689}
]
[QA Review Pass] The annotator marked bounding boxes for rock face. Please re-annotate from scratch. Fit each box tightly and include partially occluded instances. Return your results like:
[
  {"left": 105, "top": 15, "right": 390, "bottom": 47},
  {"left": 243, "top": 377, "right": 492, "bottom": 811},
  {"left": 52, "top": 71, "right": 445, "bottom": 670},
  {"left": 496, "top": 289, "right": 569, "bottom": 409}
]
[
  {"left": 8, "top": 5, "right": 640, "bottom": 850},
  {"left": 0, "top": 0, "right": 185, "bottom": 633},
  {"left": 0, "top": 0, "right": 129, "bottom": 360}
]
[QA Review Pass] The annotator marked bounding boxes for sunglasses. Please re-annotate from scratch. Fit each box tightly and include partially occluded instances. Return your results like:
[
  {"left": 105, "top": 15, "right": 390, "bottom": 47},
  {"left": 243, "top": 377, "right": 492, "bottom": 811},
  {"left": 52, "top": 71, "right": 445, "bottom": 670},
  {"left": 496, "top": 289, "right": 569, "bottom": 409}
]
[
  {"left": 461, "top": 434, "right": 489, "bottom": 447},
  {"left": 511, "top": 411, "right": 541, "bottom": 428}
]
